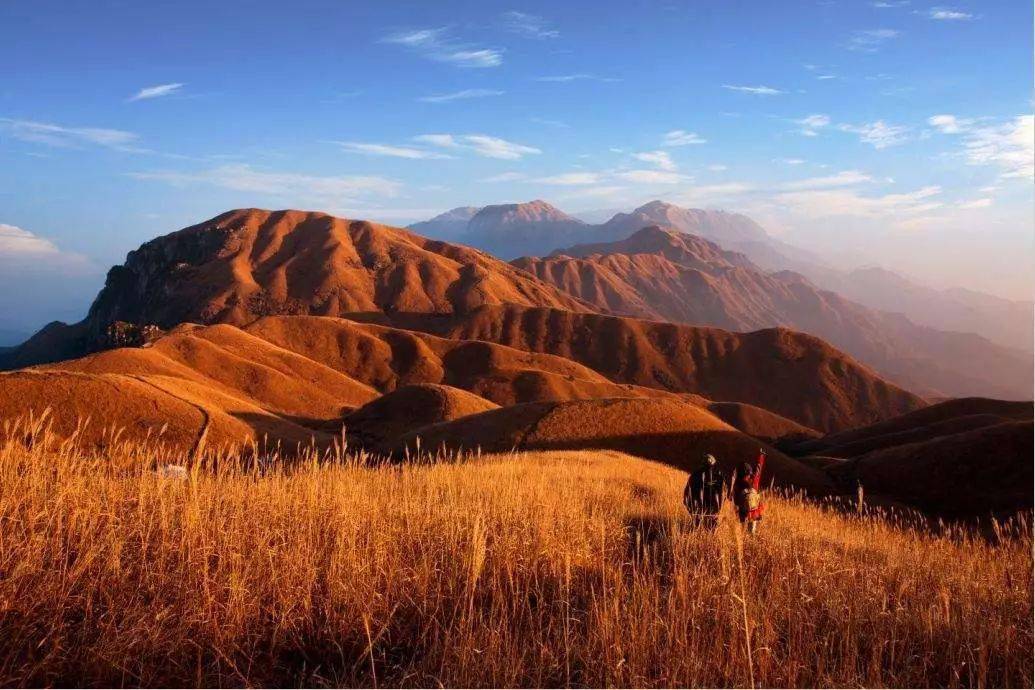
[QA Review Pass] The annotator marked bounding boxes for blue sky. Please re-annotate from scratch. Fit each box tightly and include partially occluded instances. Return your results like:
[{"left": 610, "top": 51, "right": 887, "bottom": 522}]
[{"left": 1, "top": 0, "right": 1032, "bottom": 332}]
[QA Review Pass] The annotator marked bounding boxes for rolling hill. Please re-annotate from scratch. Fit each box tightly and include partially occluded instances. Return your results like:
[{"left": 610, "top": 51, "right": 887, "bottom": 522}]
[
  {"left": 441, "top": 305, "right": 924, "bottom": 432},
  {"left": 789, "top": 398, "right": 1034, "bottom": 519},
  {"left": 391, "top": 397, "right": 834, "bottom": 493}
]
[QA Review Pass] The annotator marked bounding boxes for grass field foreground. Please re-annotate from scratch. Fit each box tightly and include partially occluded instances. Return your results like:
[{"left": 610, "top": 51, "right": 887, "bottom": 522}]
[{"left": 0, "top": 418, "right": 1031, "bottom": 687}]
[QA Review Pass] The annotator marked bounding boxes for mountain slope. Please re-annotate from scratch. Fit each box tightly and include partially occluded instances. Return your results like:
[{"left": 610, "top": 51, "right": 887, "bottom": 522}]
[
  {"left": 519, "top": 226, "right": 1032, "bottom": 400},
  {"left": 391, "top": 397, "right": 834, "bottom": 493},
  {"left": 0, "top": 208, "right": 591, "bottom": 369}
]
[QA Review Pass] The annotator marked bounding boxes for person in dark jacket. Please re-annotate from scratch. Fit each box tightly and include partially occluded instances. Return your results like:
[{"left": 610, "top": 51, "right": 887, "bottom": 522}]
[{"left": 683, "top": 454, "right": 728, "bottom": 529}]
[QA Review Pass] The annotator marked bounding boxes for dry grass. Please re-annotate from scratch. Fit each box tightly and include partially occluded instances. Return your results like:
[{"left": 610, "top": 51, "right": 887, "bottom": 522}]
[{"left": 0, "top": 416, "right": 1031, "bottom": 688}]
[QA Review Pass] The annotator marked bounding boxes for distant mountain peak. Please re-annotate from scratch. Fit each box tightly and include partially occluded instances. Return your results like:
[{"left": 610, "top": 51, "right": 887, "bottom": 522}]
[
  {"left": 472, "top": 199, "right": 584, "bottom": 224},
  {"left": 427, "top": 206, "right": 482, "bottom": 222}
]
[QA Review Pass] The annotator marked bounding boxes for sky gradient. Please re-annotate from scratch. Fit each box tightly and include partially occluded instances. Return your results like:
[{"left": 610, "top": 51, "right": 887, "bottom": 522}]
[{"left": 1, "top": 0, "right": 1032, "bottom": 334}]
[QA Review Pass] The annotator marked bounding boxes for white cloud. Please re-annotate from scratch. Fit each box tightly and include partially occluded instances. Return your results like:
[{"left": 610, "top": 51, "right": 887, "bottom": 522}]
[
  {"left": 632, "top": 150, "right": 677, "bottom": 171},
  {"left": 781, "top": 158, "right": 806, "bottom": 165},
  {"left": 614, "top": 169, "right": 687, "bottom": 184},
  {"left": 838, "top": 120, "right": 908, "bottom": 148},
  {"left": 662, "top": 130, "right": 707, "bottom": 146},
  {"left": 0, "top": 223, "right": 93, "bottom": 274},
  {"left": 382, "top": 28, "right": 502, "bottom": 67},
  {"left": 796, "top": 114, "right": 831, "bottom": 136},
  {"left": 331, "top": 141, "right": 452, "bottom": 159},
  {"left": 418, "top": 88, "right": 504, "bottom": 103},
  {"left": 708, "top": 164, "right": 728, "bottom": 171},
  {"left": 871, "top": 1, "right": 909, "bottom": 7},
  {"left": 128, "top": 164, "right": 401, "bottom": 207},
  {"left": 555, "top": 185, "right": 629, "bottom": 200},
  {"left": 962, "top": 115, "right": 1034, "bottom": 179},
  {"left": 928, "top": 114, "right": 969, "bottom": 133},
  {"left": 926, "top": 114, "right": 1033, "bottom": 179},
  {"left": 534, "top": 74, "right": 619, "bottom": 83},
  {"left": 501, "top": 11, "right": 559, "bottom": 39},
  {"left": 128, "top": 83, "right": 184, "bottom": 101},
  {"left": 774, "top": 185, "right": 941, "bottom": 219},
  {"left": 847, "top": 29, "right": 900, "bottom": 51},
  {"left": 537, "top": 172, "right": 601, "bottom": 186},
  {"left": 958, "top": 198, "right": 992, "bottom": 209},
  {"left": 929, "top": 7, "right": 974, "bottom": 20},
  {"left": 483, "top": 171, "right": 527, "bottom": 183},
  {"left": 781, "top": 170, "right": 873, "bottom": 189},
  {"left": 0, "top": 118, "right": 142, "bottom": 151},
  {"left": 722, "top": 84, "right": 784, "bottom": 95},
  {"left": 530, "top": 117, "right": 569, "bottom": 128},
  {"left": 0, "top": 223, "right": 61, "bottom": 256},
  {"left": 670, "top": 183, "right": 756, "bottom": 207},
  {"left": 413, "top": 133, "right": 541, "bottom": 160}
]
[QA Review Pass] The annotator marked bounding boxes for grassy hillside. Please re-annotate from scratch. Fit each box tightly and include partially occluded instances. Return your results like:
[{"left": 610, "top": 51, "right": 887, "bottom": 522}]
[{"left": 0, "top": 421, "right": 1030, "bottom": 687}]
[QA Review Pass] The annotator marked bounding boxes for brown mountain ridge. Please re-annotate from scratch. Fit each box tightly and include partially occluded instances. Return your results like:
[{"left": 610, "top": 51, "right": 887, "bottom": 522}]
[{"left": 515, "top": 225, "right": 1032, "bottom": 400}]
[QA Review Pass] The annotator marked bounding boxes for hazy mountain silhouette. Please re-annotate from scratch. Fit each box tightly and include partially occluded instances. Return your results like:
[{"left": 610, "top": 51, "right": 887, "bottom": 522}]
[{"left": 516, "top": 225, "right": 1033, "bottom": 400}]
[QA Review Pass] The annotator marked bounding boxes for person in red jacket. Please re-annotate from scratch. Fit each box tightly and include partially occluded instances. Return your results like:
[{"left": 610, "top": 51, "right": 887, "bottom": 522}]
[{"left": 733, "top": 450, "right": 767, "bottom": 534}]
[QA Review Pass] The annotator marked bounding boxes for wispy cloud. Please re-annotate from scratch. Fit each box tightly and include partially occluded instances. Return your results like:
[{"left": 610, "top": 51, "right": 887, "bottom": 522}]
[
  {"left": 536, "top": 172, "right": 600, "bottom": 186},
  {"left": 0, "top": 223, "right": 92, "bottom": 271},
  {"left": 483, "top": 171, "right": 527, "bottom": 183},
  {"left": 846, "top": 28, "right": 900, "bottom": 51},
  {"left": 534, "top": 74, "right": 619, "bottom": 83},
  {"left": 927, "top": 114, "right": 970, "bottom": 133},
  {"left": 614, "top": 169, "right": 688, "bottom": 184},
  {"left": 0, "top": 118, "right": 143, "bottom": 151},
  {"left": 501, "top": 11, "right": 559, "bottom": 39},
  {"left": 128, "top": 83, "right": 184, "bottom": 101},
  {"left": 413, "top": 133, "right": 541, "bottom": 159},
  {"left": 928, "top": 7, "right": 974, "bottom": 20},
  {"left": 931, "top": 115, "right": 1034, "bottom": 180},
  {"left": 128, "top": 164, "right": 401, "bottom": 207},
  {"left": 775, "top": 185, "right": 942, "bottom": 220},
  {"left": 871, "top": 1, "right": 910, "bottom": 7},
  {"left": 382, "top": 28, "right": 502, "bottom": 68},
  {"left": 781, "top": 170, "right": 873, "bottom": 190},
  {"left": 722, "top": 84, "right": 784, "bottom": 95},
  {"left": 417, "top": 89, "right": 504, "bottom": 103},
  {"left": 838, "top": 120, "right": 909, "bottom": 148},
  {"left": 0, "top": 223, "right": 62, "bottom": 257},
  {"left": 330, "top": 141, "right": 452, "bottom": 159},
  {"left": 662, "top": 130, "right": 706, "bottom": 146},
  {"left": 795, "top": 114, "right": 831, "bottom": 136},
  {"left": 958, "top": 197, "right": 992, "bottom": 209},
  {"left": 530, "top": 117, "right": 569, "bottom": 128},
  {"left": 632, "top": 150, "right": 676, "bottom": 171}
]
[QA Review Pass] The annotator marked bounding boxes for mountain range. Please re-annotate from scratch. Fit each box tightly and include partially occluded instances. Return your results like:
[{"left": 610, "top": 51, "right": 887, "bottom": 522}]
[
  {"left": 514, "top": 226, "right": 1032, "bottom": 399},
  {"left": 411, "top": 200, "right": 1033, "bottom": 354},
  {"left": 0, "top": 208, "right": 923, "bottom": 431},
  {"left": 2, "top": 207, "right": 1030, "bottom": 519}
]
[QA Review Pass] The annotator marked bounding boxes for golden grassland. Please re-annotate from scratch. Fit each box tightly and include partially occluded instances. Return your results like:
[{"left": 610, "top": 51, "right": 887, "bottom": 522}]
[{"left": 0, "top": 417, "right": 1031, "bottom": 688}]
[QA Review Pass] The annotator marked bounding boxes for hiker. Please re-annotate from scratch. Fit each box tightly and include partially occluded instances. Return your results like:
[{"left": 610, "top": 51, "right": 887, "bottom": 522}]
[
  {"left": 734, "top": 450, "right": 767, "bottom": 534},
  {"left": 683, "top": 453, "right": 728, "bottom": 529}
]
